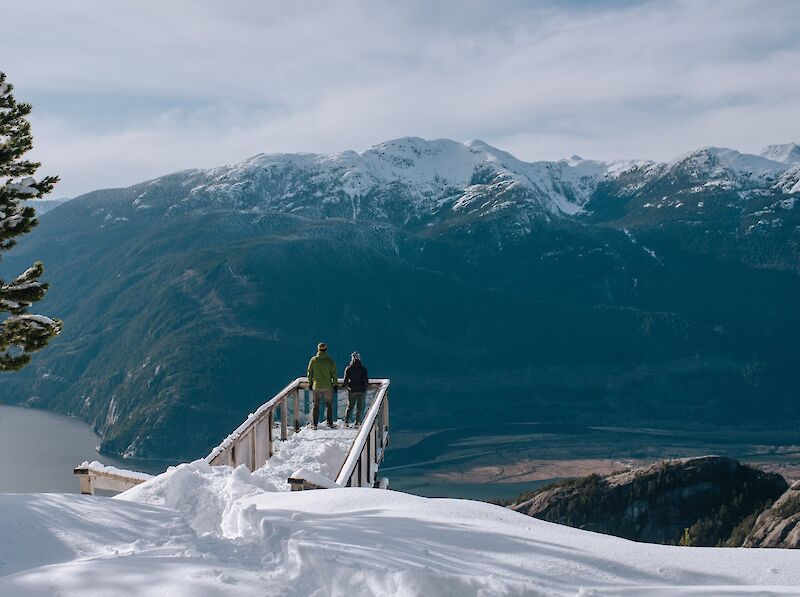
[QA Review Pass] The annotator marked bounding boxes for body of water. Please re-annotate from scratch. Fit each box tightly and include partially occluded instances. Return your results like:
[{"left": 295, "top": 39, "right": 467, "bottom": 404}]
[
  {"left": 388, "top": 470, "right": 555, "bottom": 501},
  {"left": 0, "top": 404, "right": 176, "bottom": 493}
]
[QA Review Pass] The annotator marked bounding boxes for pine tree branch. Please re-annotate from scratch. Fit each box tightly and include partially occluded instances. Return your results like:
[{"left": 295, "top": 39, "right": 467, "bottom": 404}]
[{"left": 0, "top": 71, "right": 61, "bottom": 371}]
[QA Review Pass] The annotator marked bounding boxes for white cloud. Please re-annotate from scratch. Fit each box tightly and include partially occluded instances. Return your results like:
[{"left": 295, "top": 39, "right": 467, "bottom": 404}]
[{"left": 2, "top": 0, "right": 798, "bottom": 196}]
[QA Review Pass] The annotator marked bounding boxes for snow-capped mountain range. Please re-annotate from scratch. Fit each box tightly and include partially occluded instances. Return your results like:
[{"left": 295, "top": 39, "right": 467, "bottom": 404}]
[
  {"left": 128, "top": 137, "right": 637, "bottom": 223},
  {"left": 114, "top": 137, "right": 797, "bottom": 230}
]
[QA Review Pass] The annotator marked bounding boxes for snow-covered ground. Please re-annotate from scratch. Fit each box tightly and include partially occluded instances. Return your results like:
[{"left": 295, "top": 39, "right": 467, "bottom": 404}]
[
  {"left": 1, "top": 461, "right": 799, "bottom": 596},
  {"left": 257, "top": 424, "right": 359, "bottom": 489}
]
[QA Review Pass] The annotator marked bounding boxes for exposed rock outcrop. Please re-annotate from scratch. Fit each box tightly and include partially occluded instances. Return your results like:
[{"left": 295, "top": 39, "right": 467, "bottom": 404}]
[
  {"left": 509, "top": 456, "right": 787, "bottom": 546},
  {"left": 743, "top": 480, "right": 800, "bottom": 548}
]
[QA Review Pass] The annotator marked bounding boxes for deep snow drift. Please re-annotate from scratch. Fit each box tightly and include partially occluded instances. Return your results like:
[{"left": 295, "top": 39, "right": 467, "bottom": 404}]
[{"left": 1, "top": 461, "right": 799, "bottom": 596}]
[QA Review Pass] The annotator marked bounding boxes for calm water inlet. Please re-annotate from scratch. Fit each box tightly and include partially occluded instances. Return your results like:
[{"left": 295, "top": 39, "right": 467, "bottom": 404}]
[{"left": 0, "top": 404, "right": 174, "bottom": 493}]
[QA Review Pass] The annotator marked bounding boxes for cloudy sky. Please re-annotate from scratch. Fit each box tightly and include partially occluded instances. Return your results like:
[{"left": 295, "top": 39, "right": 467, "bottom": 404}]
[{"left": 3, "top": 0, "right": 799, "bottom": 197}]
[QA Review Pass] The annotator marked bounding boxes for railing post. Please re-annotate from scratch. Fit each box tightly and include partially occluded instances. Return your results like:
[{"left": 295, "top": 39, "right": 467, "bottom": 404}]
[
  {"left": 250, "top": 429, "right": 256, "bottom": 470},
  {"left": 77, "top": 470, "right": 93, "bottom": 495},
  {"left": 281, "top": 398, "right": 288, "bottom": 441},
  {"left": 366, "top": 430, "right": 372, "bottom": 486},
  {"left": 373, "top": 425, "right": 378, "bottom": 469},
  {"left": 380, "top": 402, "right": 385, "bottom": 442},
  {"left": 268, "top": 410, "right": 274, "bottom": 458},
  {"left": 383, "top": 391, "right": 389, "bottom": 434},
  {"left": 294, "top": 389, "right": 301, "bottom": 432}
]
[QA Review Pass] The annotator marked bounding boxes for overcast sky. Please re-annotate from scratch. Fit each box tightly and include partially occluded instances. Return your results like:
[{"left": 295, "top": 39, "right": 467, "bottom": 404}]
[{"left": 3, "top": 0, "right": 799, "bottom": 197}]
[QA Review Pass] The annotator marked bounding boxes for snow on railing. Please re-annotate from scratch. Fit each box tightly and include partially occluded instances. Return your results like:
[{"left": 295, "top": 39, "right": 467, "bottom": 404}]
[
  {"left": 73, "top": 461, "right": 154, "bottom": 495},
  {"left": 204, "top": 377, "right": 305, "bottom": 469}
]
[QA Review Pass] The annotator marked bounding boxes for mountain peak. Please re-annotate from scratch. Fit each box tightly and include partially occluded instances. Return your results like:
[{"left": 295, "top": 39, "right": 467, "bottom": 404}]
[
  {"left": 464, "top": 138, "right": 500, "bottom": 151},
  {"left": 665, "top": 146, "right": 787, "bottom": 178},
  {"left": 368, "top": 136, "right": 440, "bottom": 153},
  {"left": 760, "top": 142, "right": 800, "bottom": 165}
]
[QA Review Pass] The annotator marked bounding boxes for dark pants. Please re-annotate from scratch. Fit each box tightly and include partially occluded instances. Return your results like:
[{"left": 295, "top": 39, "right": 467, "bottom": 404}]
[
  {"left": 312, "top": 389, "right": 334, "bottom": 426},
  {"left": 346, "top": 391, "right": 365, "bottom": 425}
]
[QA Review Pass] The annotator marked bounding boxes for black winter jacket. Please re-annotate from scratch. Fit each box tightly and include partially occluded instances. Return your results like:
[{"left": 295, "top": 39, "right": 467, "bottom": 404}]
[{"left": 343, "top": 360, "right": 368, "bottom": 393}]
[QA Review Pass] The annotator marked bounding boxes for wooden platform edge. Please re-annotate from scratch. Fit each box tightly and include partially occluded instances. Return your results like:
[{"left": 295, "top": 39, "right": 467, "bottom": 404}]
[{"left": 73, "top": 466, "right": 149, "bottom": 495}]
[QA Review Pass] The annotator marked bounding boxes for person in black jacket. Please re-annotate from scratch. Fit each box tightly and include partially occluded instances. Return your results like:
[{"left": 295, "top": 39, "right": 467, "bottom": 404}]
[{"left": 342, "top": 351, "right": 368, "bottom": 427}]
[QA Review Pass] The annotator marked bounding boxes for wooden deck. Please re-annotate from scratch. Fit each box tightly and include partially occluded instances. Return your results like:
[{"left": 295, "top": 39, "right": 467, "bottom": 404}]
[{"left": 75, "top": 378, "right": 390, "bottom": 495}]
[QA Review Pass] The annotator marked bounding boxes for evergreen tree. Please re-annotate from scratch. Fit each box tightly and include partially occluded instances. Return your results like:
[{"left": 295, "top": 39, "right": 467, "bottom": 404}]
[{"left": 0, "top": 72, "right": 61, "bottom": 371}]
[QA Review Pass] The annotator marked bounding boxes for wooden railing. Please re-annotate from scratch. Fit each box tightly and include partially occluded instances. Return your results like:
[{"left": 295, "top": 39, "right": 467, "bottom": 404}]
[
  {"left": 204, "top": 377, "right": 305, "bottom": 469},
  {"left": 205, "top": 378, "right": 390, "bottom": 485},
  {"left": 73, "top": 462, "right": 153, "bottom": 495},
  {"left": 287, "top": 379, "right": 390, "bottom": 490},
  {"left": 334, "top": 379, "right": 390, "bottom": 488}
]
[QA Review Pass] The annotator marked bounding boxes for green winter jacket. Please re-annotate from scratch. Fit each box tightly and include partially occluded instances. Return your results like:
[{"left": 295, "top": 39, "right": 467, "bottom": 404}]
[{"left": 307, "top": 351, "right": 338, "bottom": 390}]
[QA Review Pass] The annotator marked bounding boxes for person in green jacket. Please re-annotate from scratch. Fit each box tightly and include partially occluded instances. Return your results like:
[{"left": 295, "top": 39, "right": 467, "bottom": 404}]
[{"left": 307, "top": 342, "right": 338, "bottom": 429}]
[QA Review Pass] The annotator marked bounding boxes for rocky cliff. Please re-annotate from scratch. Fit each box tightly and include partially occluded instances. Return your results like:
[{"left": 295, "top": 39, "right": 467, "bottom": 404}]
[
  {"left": 509, "top": 456, "right": 787, "bottom": 546},
  {"left": 743, "top": 480, "right": 800, "bottom": 548}
]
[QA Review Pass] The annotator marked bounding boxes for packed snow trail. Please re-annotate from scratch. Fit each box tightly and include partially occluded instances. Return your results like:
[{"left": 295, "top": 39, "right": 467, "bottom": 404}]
[
  {"left": 1, "top": 462, "right": 800, "bottom": 596},
  {"left": 256, "top": 424, "right": 358, "bottom": 490}
]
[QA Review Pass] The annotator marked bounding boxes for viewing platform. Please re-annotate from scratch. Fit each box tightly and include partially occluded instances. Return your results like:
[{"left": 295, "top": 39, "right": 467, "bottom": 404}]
[{"left": 74, "top": 378, "right": 390, "bottom": 495}]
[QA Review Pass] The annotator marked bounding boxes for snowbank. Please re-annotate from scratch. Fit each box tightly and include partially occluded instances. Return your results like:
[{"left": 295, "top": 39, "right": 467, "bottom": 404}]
[
  {"left": 1, "top": 461, "right": 799, "bottom": 596},
  {"left": 116, "top": 423, "right": 356, "bottom": 534}
]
